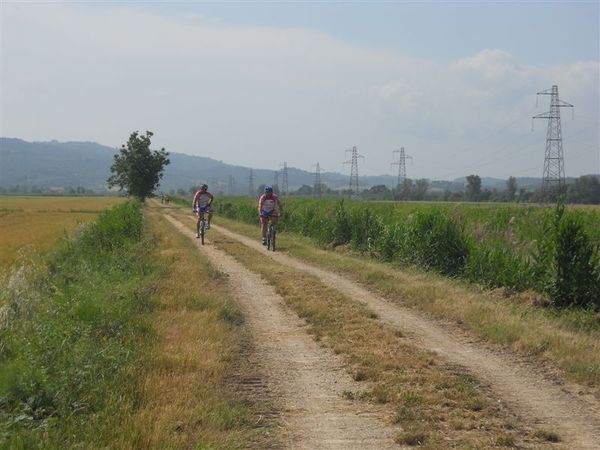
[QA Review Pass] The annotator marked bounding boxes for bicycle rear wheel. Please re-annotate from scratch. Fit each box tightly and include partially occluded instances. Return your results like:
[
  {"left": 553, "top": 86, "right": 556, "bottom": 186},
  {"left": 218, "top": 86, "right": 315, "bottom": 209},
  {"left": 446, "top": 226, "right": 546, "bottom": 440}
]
[{"left": 267, "top": 224, "right": 276, "bottom": 251}]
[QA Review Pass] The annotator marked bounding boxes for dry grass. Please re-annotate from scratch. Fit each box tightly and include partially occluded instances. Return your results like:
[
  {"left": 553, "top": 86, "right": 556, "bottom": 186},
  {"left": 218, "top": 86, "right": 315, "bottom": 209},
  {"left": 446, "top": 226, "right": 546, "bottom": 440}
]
[
  {"left": 205, "top": 226, "right": 554, "bottom": 448},
  {"left": 0, "top": 196, "right": 124, "bottom": 269},
  {"left": 213, "top": 215, "right": 600, "bottom": 394},
  {"left": 116, "top": 212, "right": 270, "bottom": 449}
]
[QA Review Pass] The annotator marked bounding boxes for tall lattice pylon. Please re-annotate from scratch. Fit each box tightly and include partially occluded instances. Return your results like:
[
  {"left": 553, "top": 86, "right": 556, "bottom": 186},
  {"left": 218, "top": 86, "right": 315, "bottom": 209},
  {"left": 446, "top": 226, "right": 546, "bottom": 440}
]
[
  {"left": 248, "top": 169, "right": 254, "bottom": 196},
  {"left": 313, "top": 162, "right": 322, "bottom": 198},
  {"left": 281, "top": 162, "right": 289, "bottom": 195},
  {"left": 532, "top": 85, "right": 574, "bottom": 198},
  {"left": 391, "top": 147, "right": 412, "bottom": 192},
  {"left": 228, "top": 175, "right": 235, "bottom": 196},
  {"left": 343, "top": 146, "right": 364, "bottom": 198}
]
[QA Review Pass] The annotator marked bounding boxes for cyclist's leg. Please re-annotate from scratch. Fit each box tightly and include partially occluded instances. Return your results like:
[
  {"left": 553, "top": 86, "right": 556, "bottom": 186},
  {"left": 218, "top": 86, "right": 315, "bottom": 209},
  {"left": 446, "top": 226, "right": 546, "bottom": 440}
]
[
  {"left": 260, "top": 214, "right": 268, "bottom": 243},
  {"left": 196, "top": 211, "right": 204, "bottom": 235},
  {"left": 207, "top": 211, "right": 213, "bottom": 228}
]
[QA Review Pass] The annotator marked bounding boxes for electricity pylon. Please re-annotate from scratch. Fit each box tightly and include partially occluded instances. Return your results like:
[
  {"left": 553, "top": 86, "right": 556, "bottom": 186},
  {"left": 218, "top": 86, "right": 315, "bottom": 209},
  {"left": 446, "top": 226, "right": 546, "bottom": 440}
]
[
  {"left": 228, "top": 175, "right": 235, "bottom": 196},
  {"left": 391, "top": 147, "right": 412, "bottom": 190},
  {"left": 532, "top": 85, "right": 574, "bottom": 198},
  {"left": 313, "top": 163, "right": 322, "bottom": 198},
  {"left": 281, "top": 162, "right": 289, "bottom": 195},
  {"left": 248, "top": 169, "right": 254, "bottom": 196},
  {"left": 343, "top": 146, "right": 364, "bottom": 198}
]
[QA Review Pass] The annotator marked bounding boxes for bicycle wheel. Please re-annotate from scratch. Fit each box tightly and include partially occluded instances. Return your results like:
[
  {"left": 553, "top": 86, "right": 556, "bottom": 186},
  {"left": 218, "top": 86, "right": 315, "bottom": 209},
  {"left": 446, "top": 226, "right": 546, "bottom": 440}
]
[
  {"left": 271, "top": 225, "right": 276, "bottom": 252},
  {"left": 200, "top": 219, "right": 205, "bottom": 245},
  {"left": 266, "top": 223, "right": 272, "bottom": 250}
]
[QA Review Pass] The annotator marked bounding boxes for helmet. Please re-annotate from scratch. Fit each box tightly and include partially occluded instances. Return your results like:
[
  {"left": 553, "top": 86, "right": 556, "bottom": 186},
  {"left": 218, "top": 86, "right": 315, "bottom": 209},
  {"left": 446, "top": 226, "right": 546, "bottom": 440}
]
[
  {"left": 264, "top": 185, "right": 273, "bottom": 193},
  {"left": 201, "top": 184, "right": 208, "bottom": 190}
]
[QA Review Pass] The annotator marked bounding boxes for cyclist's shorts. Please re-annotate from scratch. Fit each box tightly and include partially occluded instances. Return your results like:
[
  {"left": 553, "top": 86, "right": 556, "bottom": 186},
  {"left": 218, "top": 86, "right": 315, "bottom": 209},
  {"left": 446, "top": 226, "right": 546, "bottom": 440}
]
[
  {"left": 260, "top": 210, "right": 279, "bottom": 224},
  {"left": 196, "top": 206, "right": 212, "bottom": 216}
]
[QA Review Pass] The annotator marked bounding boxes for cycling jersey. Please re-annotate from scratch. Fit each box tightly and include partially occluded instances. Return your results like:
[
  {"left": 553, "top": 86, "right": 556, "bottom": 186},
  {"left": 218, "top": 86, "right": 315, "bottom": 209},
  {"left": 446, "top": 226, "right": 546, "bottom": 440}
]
[
  {"left": 193, "top": 191, "right": 213, "bottom": 209},
  {"left": 258, "top": 193, "right": 279, "bottom": 214}
]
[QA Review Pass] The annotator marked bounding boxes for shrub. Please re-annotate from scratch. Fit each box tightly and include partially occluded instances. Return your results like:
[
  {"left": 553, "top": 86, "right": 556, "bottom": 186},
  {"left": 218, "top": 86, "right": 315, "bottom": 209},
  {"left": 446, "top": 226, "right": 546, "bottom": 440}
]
[
  {"left": 406, "top": 211, "right": 469, "bottom": 276},
  {"left": 551, "top": 214, "right": 600, "bottom": 309}
]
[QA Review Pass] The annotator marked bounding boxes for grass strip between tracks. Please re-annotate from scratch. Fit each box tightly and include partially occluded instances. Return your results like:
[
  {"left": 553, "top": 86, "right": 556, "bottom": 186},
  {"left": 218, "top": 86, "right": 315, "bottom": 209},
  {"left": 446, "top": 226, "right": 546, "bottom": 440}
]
[
  {"left": 121, "top": 211, "right": 272, "bottom": 449},
  {"left": 178, "top": 221, "right": 555, "bottom": 448},
  {"left": 210, "top": 214, "right": 600, "bottom": 394}
]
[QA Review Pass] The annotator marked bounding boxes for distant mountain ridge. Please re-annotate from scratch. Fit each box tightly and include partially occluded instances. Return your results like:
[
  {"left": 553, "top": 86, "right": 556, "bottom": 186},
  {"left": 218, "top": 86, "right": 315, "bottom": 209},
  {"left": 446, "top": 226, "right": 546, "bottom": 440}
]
[{"left": 1, "top": 137, "right": 579, "bottom": 194}]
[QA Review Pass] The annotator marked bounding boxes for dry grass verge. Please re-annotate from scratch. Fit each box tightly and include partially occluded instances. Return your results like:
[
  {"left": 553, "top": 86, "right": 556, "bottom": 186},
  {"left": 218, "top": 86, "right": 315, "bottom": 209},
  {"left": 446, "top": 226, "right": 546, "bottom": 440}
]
[
  {"left": 203, "top": 225, "right": 554, "bottom": 448},
  {"left": 119, "top": 212, "right": 272, "bottom": 449},
  {"left": 211, "top": 215, "right": 600, "bottom": 394}
]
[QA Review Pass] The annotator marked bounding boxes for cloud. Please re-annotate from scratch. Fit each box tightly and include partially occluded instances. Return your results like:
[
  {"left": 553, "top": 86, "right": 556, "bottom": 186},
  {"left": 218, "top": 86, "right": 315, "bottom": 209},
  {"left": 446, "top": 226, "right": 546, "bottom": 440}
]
[{"left": 1, "top": 3, "right": 598, "bottom": 179}]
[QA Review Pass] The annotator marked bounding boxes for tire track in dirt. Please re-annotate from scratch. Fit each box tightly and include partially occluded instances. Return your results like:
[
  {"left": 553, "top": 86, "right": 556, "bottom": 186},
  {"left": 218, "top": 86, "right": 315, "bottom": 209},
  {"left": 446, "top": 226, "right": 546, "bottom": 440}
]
[
  {"left": 212, "top": 223, "right": 600, "bottom": 449},
  {"left": 164, "top": 216, "right": 399, "bottom": 449}
]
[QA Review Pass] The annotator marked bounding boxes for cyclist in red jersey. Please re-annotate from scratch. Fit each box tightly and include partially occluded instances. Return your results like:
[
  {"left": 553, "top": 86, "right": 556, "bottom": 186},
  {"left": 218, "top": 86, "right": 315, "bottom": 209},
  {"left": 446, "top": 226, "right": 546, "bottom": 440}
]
[
  {"left": 192, "top": 184, "right": 214, "bottom": 238},
  {"left": 258, "top": 185, "right": 283, "bottom": 245}
]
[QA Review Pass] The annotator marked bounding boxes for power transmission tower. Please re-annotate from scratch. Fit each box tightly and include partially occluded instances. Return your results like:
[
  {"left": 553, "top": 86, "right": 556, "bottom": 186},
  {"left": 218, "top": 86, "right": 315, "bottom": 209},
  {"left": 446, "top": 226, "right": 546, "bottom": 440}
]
[
  {"left": 273, "top": 170, "right": 279, "bottom": 192},
  {"left": 228, "top": 174, "right": 235, "bottom": 196},
  {"left": 532, "top": 85, "right": 574, "bottom": 198},
  {"left": 281, "top": 162, "right": 289, "bottom": 195},
  {"left": 248, "top": 169, "right": 255, "bottom": 196},
  {"left": 391, "top": 147, "right": 412, "bottom": 190},
  {"left": 313, "top": 162, "right": 322, "bottom": 198},
  {"left": 343, "top": 146, "right": 365, "bottom": 198}
]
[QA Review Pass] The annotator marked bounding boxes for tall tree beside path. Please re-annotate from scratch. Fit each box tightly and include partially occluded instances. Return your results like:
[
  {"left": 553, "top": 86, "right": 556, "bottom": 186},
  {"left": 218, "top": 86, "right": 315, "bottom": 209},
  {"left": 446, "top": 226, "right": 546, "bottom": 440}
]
[
  {"left": 506, "top": 176, "right": 518, "bottom": 202},
  {"left": 108, "top": 131, "right": 170, "bottom": 201},
  {"left": 466, "top": 174, "right": 482, "bottom": 202}
]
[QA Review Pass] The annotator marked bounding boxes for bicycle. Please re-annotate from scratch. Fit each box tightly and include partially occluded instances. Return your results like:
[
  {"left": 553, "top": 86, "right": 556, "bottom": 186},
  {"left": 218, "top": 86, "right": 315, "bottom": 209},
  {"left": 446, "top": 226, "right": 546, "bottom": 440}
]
[
  {"left": 195, "top": 206, "right": 209, "bottom": 245},
  {"left": 265, "top": 217, "right": 276, "bottom": 252}
]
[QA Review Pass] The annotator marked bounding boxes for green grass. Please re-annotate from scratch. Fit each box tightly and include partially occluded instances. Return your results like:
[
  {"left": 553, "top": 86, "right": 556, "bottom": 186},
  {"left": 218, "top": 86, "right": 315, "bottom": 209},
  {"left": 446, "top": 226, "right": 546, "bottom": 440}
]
[
  {"left": 0, "top": 201, "right": 272, "bottom": 449},
  {"left": 211, "top": 197, "right": 600, "bottom": 309},
  {"left": 0, "top": 201, "right": 152, "bottom": 448}
]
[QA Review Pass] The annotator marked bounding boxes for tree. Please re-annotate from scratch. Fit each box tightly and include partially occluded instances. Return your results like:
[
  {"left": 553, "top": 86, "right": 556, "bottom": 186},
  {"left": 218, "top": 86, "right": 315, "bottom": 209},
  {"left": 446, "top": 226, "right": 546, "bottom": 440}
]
[
  {"left": 414, "top": 179, "right": 429, "bottom": 200},
  {"left": 465, "top": 174, "right": 482, "bottom": 201},
  {"left": 107, "top": 131, "right": 170, "bottom": 201},
  {"left": 506, "top": 176, "right": 517, "bottom": 202},
  {"left": 362, "top": 184, "right": 392, "bottom": 200}
]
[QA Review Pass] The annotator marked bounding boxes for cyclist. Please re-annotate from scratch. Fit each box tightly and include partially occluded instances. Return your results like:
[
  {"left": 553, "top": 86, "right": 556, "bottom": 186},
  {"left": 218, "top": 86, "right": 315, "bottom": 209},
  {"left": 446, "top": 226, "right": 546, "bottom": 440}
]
[
  {"left": 258, "top": 185, "right": 283, "bottom": 245},
  {"left": 192, "top": 184, "right": 214, "bottom": 238}
]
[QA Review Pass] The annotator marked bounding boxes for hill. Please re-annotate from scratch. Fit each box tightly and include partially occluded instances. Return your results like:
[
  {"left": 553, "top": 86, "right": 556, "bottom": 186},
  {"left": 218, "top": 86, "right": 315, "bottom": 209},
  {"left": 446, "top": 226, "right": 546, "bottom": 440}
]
[{"left": 1, "top": 137, "right": 564, "bottom": 194}]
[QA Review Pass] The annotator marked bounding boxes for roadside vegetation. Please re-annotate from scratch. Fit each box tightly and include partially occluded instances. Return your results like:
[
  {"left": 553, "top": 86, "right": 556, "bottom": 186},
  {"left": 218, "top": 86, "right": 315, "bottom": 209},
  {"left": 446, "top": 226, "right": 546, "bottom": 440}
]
[
  {"left": 214, "top": 197, "right": 600, "bottom": 311},
  {"left": 0, "top": 201, "right": 265, "bottom": 449}
]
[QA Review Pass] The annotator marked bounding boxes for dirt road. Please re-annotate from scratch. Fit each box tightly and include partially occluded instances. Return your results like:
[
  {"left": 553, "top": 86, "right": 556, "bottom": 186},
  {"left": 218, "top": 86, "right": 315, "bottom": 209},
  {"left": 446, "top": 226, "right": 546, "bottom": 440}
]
[
  {"left": 211, "top": 222, "right": 600, "bottom": 449},
  {"left": 165, "top": 216, "right": 399, "bottom": 449}
]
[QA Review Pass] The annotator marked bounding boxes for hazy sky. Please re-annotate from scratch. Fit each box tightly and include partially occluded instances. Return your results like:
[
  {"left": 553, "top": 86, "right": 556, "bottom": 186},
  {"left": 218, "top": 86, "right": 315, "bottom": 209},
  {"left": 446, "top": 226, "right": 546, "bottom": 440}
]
[{"left": 1, "top": 1, "right": 599, "bottom": 180}]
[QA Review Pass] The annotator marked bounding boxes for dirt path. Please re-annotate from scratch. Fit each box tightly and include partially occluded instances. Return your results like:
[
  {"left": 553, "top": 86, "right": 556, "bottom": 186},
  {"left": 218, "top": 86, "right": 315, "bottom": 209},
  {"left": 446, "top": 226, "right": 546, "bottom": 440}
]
[
  {"left": 211, "top": 223, "right": 600, "bottom": 449},
  {"left": 165, "top": 216, "right": 399, "bottom": 449}
]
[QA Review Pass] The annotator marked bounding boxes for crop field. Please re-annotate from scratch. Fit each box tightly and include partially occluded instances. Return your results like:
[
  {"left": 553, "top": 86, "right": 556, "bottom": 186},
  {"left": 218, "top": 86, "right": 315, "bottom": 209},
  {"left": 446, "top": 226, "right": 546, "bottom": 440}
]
[
  {"left": 0, "top": 196, "right": 124, "bottom": 269},
  {"left": 215, "top": 197, "right": 600, "bottom": 309}
]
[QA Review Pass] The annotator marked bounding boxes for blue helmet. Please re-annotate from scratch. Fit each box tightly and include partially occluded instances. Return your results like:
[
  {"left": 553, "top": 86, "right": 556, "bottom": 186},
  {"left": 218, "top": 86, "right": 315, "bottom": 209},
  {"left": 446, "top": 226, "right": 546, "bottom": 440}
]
[{"left": 264, "top": 185, "right": 273, "bottom": 193}]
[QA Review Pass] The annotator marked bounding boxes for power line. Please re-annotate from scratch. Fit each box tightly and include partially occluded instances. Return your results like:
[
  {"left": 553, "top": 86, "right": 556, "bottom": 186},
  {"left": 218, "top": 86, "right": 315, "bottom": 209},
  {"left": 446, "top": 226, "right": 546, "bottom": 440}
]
[
  {"left": 280, "top": 162, "right": 289, "bottom": 195},
  {"left": 343, "top": 146, "right": 364, "bottom": 198},
  {"left": 532, "top": 85, "right": 574, "bottom": 198},
  {"left": 391, "top": 147, "right": 412, "bottom": 191},
  {"left": 313, "top": 162, "right": 322, "bottom": 198},
  {"left": 248, "top": 169, "right": 254, "bottom": 196}
]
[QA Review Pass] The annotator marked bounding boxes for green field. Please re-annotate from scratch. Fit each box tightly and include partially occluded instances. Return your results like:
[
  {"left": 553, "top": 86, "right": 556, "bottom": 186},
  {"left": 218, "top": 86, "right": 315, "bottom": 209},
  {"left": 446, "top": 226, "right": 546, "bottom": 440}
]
[{"left": 213, "top": 197, "right": 600, "bottom": 309}]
